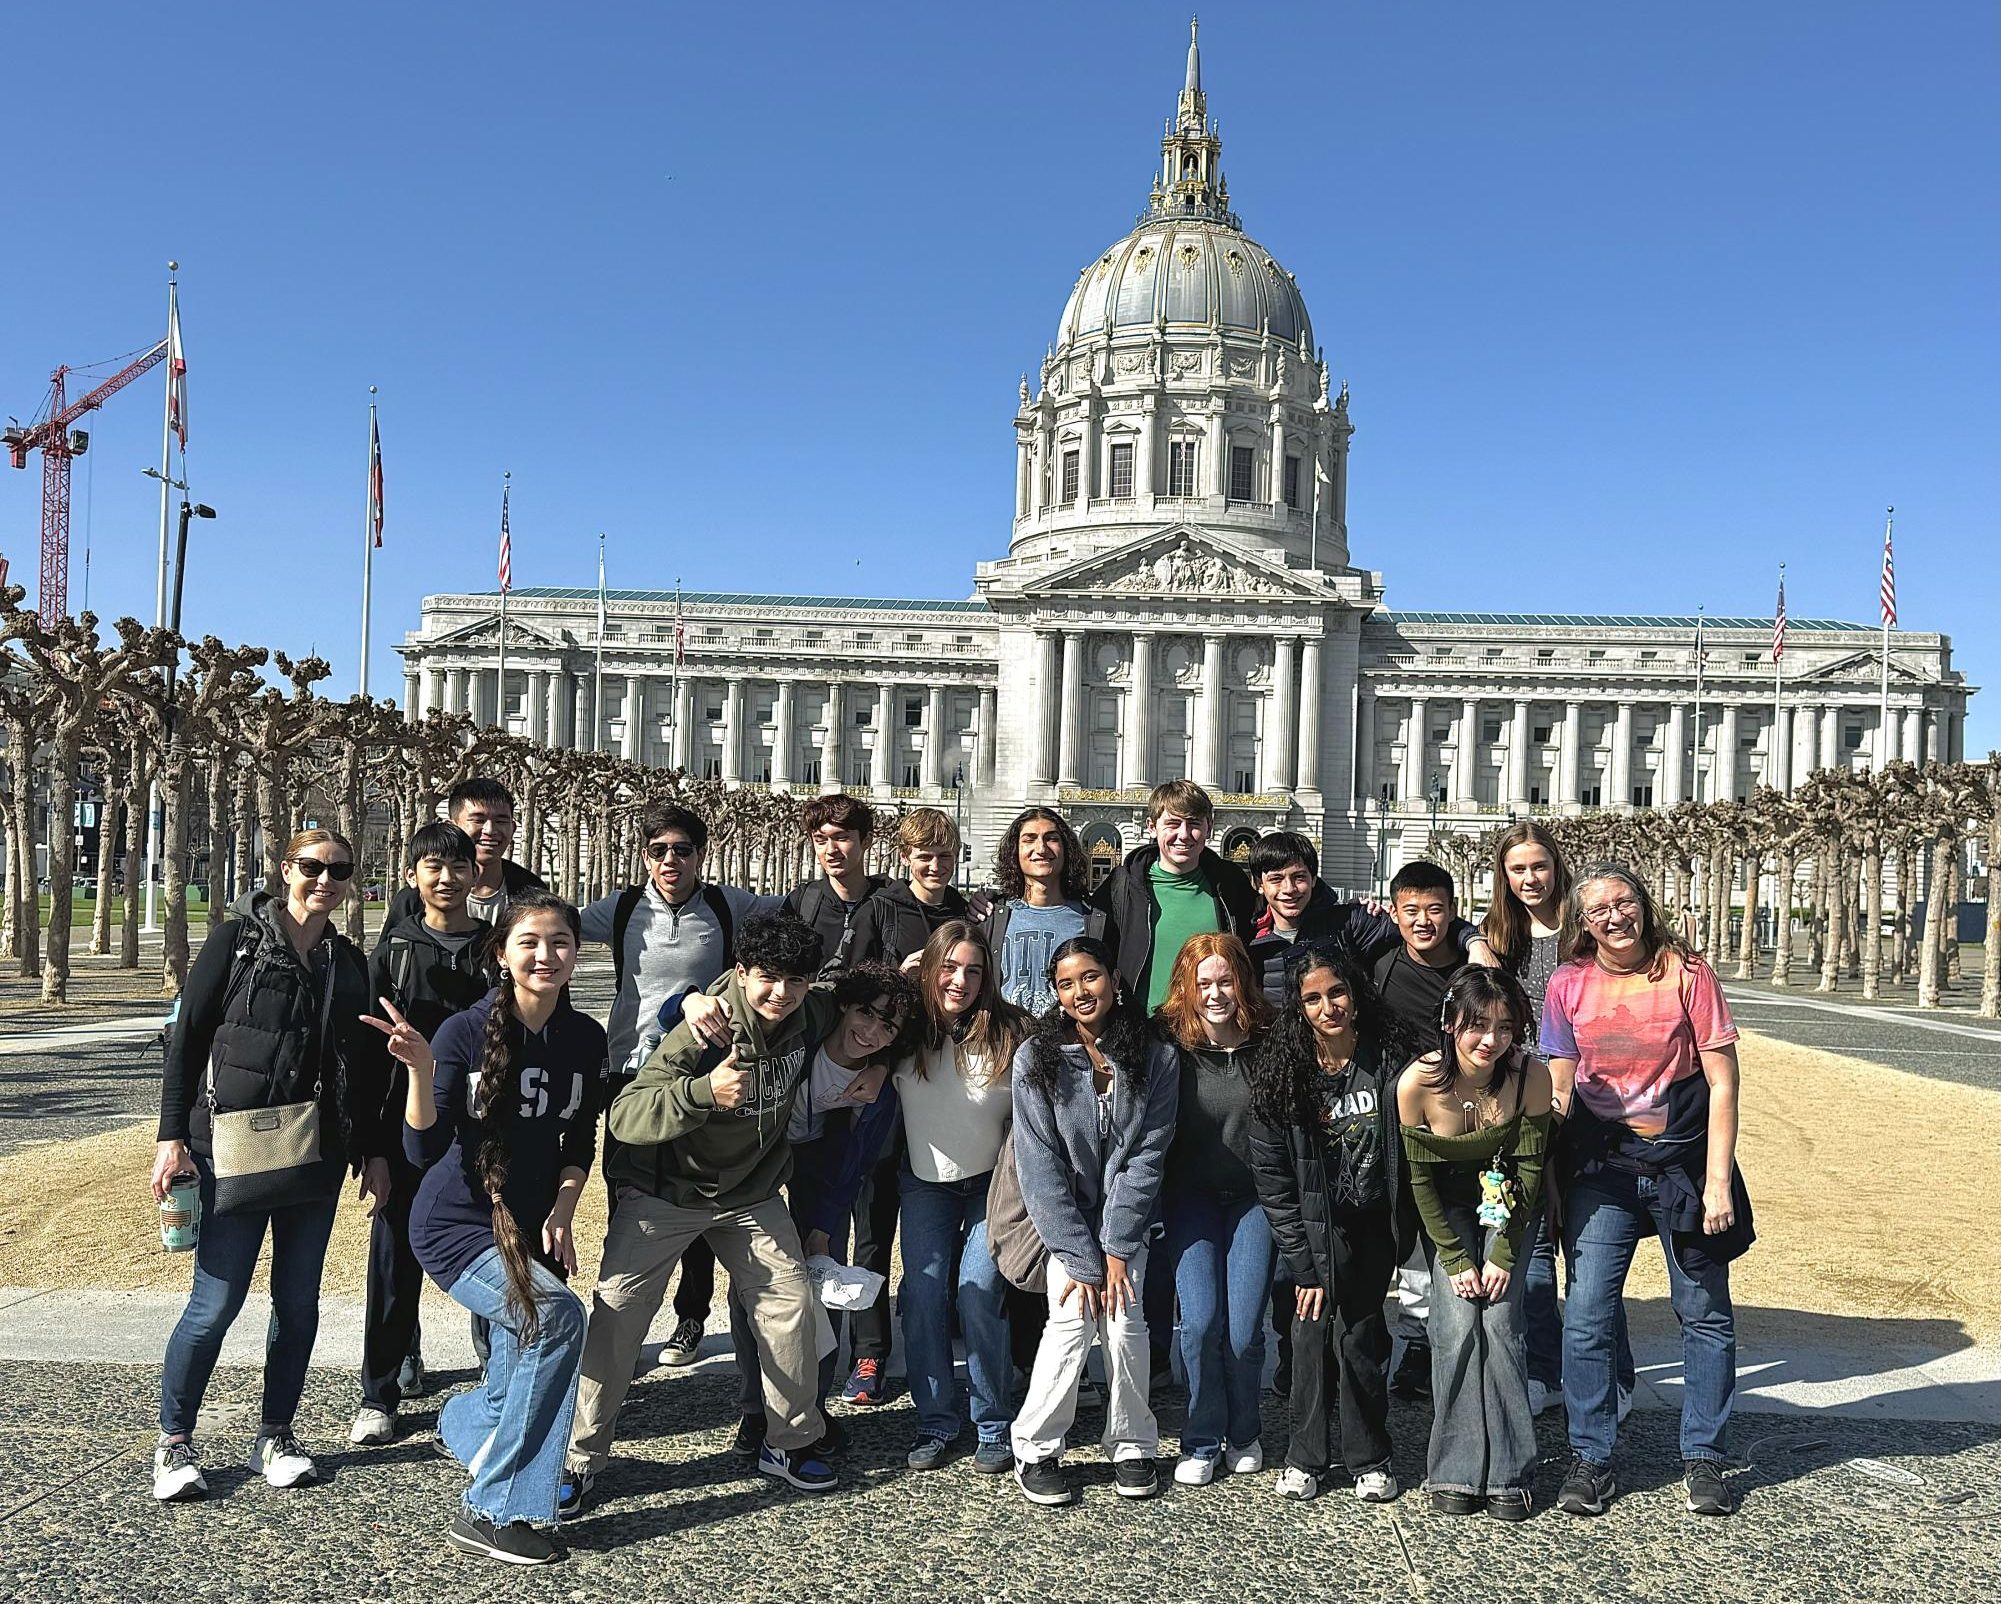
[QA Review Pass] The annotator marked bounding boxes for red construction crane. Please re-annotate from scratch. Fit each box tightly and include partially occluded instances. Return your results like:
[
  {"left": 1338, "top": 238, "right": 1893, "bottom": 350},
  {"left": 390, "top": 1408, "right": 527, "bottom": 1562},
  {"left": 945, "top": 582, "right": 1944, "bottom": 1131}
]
[{"left": 4, "top": 340, "right": 169, "bottom": 626}]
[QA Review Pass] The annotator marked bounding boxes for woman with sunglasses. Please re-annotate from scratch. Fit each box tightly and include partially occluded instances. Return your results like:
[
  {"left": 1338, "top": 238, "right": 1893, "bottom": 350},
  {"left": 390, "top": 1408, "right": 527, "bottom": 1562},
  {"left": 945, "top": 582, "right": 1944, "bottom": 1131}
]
[{"left": 150, "top": 828, "right": 394, "bottom": 1502}]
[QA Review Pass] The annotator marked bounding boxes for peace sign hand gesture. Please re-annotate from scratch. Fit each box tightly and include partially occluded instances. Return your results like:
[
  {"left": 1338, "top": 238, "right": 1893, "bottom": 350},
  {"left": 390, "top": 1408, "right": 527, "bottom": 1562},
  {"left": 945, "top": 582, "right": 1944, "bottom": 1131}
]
[{"left": 361, "top": 998, "right": 435, "bottom": 1078}]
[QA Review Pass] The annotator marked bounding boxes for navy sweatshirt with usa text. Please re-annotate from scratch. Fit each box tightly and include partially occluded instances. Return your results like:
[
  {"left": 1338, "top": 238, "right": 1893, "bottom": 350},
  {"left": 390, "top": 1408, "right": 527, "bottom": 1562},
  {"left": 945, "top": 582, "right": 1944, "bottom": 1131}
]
[{"left": 404, "top": 991, "right": 608, "bottom": 1292}]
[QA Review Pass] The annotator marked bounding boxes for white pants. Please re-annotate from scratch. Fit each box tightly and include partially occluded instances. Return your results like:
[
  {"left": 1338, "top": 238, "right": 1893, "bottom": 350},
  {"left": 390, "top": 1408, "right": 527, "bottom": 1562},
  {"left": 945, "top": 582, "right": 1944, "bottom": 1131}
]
[{"left": 1011, "top": 1241, "right": 1159, "bottom": 1465}]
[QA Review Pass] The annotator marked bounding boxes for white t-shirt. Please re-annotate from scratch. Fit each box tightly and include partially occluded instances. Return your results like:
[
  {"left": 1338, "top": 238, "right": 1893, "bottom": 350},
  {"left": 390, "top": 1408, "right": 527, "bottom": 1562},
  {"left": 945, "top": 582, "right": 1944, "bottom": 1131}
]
[
  {"left": 786, "top": 1047, "right": 866, "bottom": 1144},
  {"left": 894, "top": 1038, "right": 1012, "bottom": 1183}
]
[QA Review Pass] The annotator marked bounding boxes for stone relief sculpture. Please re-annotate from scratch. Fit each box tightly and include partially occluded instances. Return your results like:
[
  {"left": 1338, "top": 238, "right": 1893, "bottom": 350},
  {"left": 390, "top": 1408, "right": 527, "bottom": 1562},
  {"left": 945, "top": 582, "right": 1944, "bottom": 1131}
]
[{"left": 1102, "top": 539, "right": 1284, "bottom": 595}]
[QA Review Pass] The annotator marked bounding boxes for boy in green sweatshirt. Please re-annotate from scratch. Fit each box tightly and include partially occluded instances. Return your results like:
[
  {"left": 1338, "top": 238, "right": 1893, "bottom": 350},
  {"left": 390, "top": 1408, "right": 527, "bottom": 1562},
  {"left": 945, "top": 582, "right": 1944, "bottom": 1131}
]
[{"left": 565, "top": 915, "right": 839, "bottom": 1513}]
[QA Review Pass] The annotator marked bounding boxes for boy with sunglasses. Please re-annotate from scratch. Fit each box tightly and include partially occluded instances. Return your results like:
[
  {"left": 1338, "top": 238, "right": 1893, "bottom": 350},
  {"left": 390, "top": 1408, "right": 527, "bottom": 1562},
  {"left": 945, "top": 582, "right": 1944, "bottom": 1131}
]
[{"left": 580, "top": 802, "right": 785, "bottom": 1364}]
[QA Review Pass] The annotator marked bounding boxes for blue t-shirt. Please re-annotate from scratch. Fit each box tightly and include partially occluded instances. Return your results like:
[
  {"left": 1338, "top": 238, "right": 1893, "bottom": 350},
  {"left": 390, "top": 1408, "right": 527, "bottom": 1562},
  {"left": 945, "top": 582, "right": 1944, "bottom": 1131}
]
[{"left": 999, "top": 900, "right": 1087, "bottom": 1017}]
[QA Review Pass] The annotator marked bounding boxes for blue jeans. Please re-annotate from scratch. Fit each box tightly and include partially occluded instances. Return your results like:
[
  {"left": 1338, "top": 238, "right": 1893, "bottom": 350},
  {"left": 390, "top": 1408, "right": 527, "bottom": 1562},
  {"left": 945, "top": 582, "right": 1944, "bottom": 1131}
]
[
  {"left": 1522, "top": 1207, "right": 1636, "bottom": 1392},
  {"left": 442, "top": 1246, "right": 586, "bottom": 1529},
  {"left": 158, "top": 1154, "right": 340, "bottom": 1437},
  {"left": 1562, "top": 1168, "right": 1735, "bottom": 1465},
  {"left": 1165, "top": 1190, "right": 1274, "bottom": 1455},
  {"left": 1425, "top": 1225, "right": 1534, "bottom": 1496},
  {"left": 898, "top": 1165, "right": 1012, "bottom": 1445}
]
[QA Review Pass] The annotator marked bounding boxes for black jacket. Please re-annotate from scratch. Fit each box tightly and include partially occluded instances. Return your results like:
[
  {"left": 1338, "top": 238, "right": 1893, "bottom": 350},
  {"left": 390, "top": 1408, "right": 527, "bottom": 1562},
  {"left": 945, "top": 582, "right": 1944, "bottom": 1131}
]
[
  {"left": 1244, "top": 884, "right": 1470, "bottom": 1009},
  {"left": 381, "top": 859, "right": 546, "bottom": 932},
  {"left": 366, "top": 919, "right": 498, "bottom": 1144},
  {"left": 1247, "top": 1041, "right": 1414, "bottom": 1291},
  {"left": 159, "top": 892, "right": 391, "bottom": 1166},
  {"left": 783, "top": 874, "right": 886, "bottom": 976},
  {"left": 1090, "top": 843, "right": 1258, "bottom": 996},
  {"left": 849, "top": 879, "right": 967, "bottom": 970}
]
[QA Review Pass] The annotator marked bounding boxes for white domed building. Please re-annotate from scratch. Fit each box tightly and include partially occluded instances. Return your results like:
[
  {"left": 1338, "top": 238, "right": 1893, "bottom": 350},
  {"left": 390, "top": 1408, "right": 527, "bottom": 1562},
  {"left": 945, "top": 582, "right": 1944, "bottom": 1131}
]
[{"left": 398, "top": 22, "right": 1973, "bottom": 890}]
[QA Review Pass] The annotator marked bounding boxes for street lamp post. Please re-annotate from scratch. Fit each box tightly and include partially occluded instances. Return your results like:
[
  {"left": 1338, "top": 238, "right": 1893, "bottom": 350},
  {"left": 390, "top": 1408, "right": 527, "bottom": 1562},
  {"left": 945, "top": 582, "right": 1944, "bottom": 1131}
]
[
  {"left": 138, "top": 469, "right": 213, "bottom": 930},
  {"left": 1427, "top": 772, "right": 1445, "bottom": 849},
  {"left": 950, "top": 762, "right": 968, "bottom": 886}
]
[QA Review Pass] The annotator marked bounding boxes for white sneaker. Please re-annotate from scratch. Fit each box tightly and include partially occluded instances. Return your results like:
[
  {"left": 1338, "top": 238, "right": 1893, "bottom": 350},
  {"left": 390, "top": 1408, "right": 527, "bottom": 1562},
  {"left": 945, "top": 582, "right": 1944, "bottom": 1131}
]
[
  {"left": 152, "top": 1438, "right": 206, "bottom": 1502},
  {"left": 1617, "top": 1383, "right": 1635, "bottom": 1423},
  {"left": 1528, "top": 1379, "right": 1559, "bottom": 1416},
  {"left": 247, "top": 1428, "right": 317, "bottom": 1488},
  {"left": 1275, "top": 1466, "right": 1319, "bottom": 1501},
  {"left": 349, "top": 1407, "right": 395, "bottom": 1446},
  {"left": 1353, "top": 1469, "right": 1399, "bottom": 1502},
  {"left": 1173, "top": 1451, "right": 1219, "bottom": 1486},
  {"left": 1225, "top": 1441, "right": 1264, "bottom": 1476}
]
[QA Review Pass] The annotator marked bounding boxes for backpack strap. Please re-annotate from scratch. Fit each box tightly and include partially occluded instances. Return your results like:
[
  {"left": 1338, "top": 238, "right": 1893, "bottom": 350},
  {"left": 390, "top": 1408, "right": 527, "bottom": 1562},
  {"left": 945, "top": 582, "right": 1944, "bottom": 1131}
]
[
  {"left": 701, "top": 883, "right": 736, "bottom": 964},
  {"left": 610, "top": 884, "right": 647, "bottom": 994}
]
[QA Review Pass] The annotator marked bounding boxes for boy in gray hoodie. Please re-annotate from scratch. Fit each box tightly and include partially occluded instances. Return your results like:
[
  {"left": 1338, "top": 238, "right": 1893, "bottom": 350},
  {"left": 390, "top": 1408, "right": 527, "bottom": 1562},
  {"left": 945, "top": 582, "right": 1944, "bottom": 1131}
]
[{"left": 564, "top": 915, "right": 839, "bottom": 1512}]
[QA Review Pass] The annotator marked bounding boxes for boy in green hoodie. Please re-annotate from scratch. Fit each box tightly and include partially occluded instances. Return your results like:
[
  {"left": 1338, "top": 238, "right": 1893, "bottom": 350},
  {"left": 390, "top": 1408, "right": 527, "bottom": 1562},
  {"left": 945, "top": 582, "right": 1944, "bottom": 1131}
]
[{"left": 565, "top": 915, "right": 840, "bottom": 1508}]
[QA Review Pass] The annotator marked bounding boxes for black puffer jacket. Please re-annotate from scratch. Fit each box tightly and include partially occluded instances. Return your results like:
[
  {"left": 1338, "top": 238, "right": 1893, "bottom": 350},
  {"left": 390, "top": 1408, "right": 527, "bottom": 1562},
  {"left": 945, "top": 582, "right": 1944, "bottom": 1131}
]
[
  {"left": 159, "top": 892, "right": 391, "bottom": 1166},
  {"left": 1090, "top": 843, "right": 1259, "bottom": 996},
  {"left": 1247, "top": 1040, "right": 1414, "bottom": 1291}
]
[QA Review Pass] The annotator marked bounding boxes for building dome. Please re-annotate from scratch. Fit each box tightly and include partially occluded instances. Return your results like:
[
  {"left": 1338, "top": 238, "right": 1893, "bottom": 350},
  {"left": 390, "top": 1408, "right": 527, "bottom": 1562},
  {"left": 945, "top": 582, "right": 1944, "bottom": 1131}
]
[{"left": 1056, "top": 217, "right": 1311, "bottom": 348}]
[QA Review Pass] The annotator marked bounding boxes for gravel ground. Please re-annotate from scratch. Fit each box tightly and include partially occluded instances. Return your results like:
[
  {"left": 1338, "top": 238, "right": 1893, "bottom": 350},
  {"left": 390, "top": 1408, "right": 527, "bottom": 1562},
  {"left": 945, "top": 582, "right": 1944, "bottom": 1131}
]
[{"left": 8, "top": 1361, "right": 1998, "bottom": 1604}]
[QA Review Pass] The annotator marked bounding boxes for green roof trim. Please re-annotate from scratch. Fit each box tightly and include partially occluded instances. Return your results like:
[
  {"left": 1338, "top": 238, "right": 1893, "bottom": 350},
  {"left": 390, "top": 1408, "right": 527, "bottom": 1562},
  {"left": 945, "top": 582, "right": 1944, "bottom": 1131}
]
[{"left": 1384, "top": 612, "right": 1870, "bottom": 631}]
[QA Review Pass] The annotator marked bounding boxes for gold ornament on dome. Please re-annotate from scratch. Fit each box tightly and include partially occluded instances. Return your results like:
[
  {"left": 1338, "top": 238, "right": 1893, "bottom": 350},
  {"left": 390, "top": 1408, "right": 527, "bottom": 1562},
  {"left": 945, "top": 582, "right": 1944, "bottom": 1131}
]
[
  {"left": 1225, "top": 249, "right": 1245, "bottom": 275},
  {"left": 1178, "top": 243, "right": 1201, "bottom": 268}
]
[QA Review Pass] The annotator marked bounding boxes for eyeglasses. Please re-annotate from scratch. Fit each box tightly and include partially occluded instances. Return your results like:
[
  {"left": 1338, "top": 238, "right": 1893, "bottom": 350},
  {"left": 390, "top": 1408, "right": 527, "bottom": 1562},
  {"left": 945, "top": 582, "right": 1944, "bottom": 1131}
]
[
  {"left": 1581, "top": 897, "right": 1641, "bottom": 927},
  {"left": 645, "top": 841, "right": 700, "bottom": 862},
  {"left": 292, "top": 858, "right": 355, "bottom": 882},
  {"left": 856, "top": 1004, "right": 903, "bottom": 1032}
]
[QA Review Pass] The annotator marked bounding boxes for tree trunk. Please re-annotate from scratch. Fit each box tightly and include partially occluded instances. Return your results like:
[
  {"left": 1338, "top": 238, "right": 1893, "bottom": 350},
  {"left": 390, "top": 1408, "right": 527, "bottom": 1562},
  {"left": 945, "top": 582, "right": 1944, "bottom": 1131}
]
[
  {"left": 1735, "top": 851, "right": 1761, "bottom": 979},
  {"left": 1770, "top": 847, "right": 1797, "bottom": 986},
  {"left": 1710, "top": 844, "right": 1732, "bottom": 962},
  {"left": 91, "top": 766, "right": 118, "bottom": 955},
  {"left": 8, "top": 736, "right": 39, "bottom": 977},
  {"left": 336, "top": 746, "right": 365, "bottom": 946},
  {"left": 41, "top": 733, "right": 82, "bottom": 1004},
  {"left": 206, "top": 751, "right": 229, "bottom": 928},
  {"left": 1891, "top": 841, "right": 1913, "bottom": 981},
  {"left": 0, "top": 788, "right": 16, "bottom": 963},
  {"left": 1818, "top": 849, "right": 1846, "bottom": 993},
  {"left": 120, "top": 743, "right": 147, "bottom": 968},
  {"left": 1838, "top": 853, "right": 1859, "bottom": 979},
  {"left": 1943, "top": 845, "right": 1964, "bottom": 983},
  {"left": 257, "top": 761, "right": 288, "bottom": 893},
  {"left": 1917, "top": 832, "right": 1950, "bottom": 1008},
  {"left": 232, "top": 765, "right": 257, "bottom": 908},
  {"left": 1859, "top": 835, "right": 1884, "bottom": 1000},
  {"left": 161, "top": 749, "right": 192, "bottom": 994},
  {"left": 1981, "top": 806, "right": 2000, "bottom": 1019}
]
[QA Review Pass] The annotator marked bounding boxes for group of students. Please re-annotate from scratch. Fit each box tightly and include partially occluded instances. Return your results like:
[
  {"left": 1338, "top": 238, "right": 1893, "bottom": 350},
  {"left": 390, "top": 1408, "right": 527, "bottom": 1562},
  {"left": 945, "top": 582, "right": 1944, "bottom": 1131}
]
[{"left": 147, "top": 774, "right": 1750, "bottom": 1564}]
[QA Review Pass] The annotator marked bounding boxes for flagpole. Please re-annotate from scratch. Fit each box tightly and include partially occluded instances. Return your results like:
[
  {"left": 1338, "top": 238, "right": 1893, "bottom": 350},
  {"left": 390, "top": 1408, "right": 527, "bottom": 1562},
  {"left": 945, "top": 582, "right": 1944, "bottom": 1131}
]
[
  {"left": 495, "top": 472, "right": 510, "bottom": 730},
  {"left": 1692, "top": 607, "right": 1705, "bottom": 804},
  {"left": 594, "top": 534, "right": 607, "bottom": 753},
  {"left": 143, "top": 263, "right": 180, "bottom": 935},
  {"left": 671, "top": 579, "right": 683, "bottom": 767},
  {"left": 1772, "top": 563, "right": 1785, "bottom": 790},
  {"left": 360, "top": 388, "right": 377, "bottom": 698},
  {"left": 1879, "top": 506, "right": 1894, "bottom": 768}
]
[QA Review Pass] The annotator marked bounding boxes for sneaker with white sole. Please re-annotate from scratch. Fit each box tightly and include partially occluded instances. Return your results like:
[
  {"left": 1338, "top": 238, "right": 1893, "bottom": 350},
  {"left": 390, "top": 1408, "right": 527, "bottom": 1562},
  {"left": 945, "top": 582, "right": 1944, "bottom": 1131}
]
[
  {"left": 1353, "top": 1468, "right": 1398, "bottom": 1502},
  {"left": 247, "top": 1428, "right": 316, "bottom": 1488},
  {"left": 1527, "top": 1378, "right": 1559, "bottom": 1416},
  {"left": 1226, "top": 1441, "right": 1264, "bottom": 1476},
  {"left": 1275, "top": 1466, "right": 1319, "bottom": 1501},
  {"left": 661, "top": 1314, "right": 706, "bottom": 1367},
  {"left": 447, "top": 1510, "right": 560, "bottom": 1566},
  {"left": 756, "top": 1442, "right": 836, "bottom": 1493},
  {"left": 152, "top": 1437, "right": 206, "bottom": 1502},
  {"left": 1173, "top": 1450, "right": 1219, "bottom": 1486},
  {"left": 349, "top": 1407, "right": 396, "bottom": 1446}
]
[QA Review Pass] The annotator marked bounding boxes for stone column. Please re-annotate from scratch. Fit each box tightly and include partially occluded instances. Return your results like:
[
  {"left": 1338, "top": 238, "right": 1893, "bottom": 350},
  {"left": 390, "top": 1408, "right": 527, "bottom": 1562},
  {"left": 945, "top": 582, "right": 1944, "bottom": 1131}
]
[
  {"left": 1948, "top": 711, "right": 1964, "bottom": 764},
  {"left": 923, "top": 684, "right": 947, "bottom": 790},
  {"left": 773, "top": 680, "right": 796, "bottom": 786},
  {"left": 1557, "top": 699, "right": 1581, "bottom": 807},
  {"left": 1455, "top": 697, "right": 1479, "bottom": 806},
  {"left": 1197, "top": 633, "right": 1228, "bottom": 791},
  {"left": 718, "top": 679, "right": 741, "bottom": 784},
  {"left": 1056, "top": 631, "right": 1085, "bottom": 788},
  {"left": 875, "top": 680, "right": 898, "bottom": 792},
  {"left": 672, "top": 678, "right": 695, "bottom": 771},
  {"left": 1138, "top": 396, "right": 1157, "bottom": 503},
  {"left": 1610, "top": 701, "right": 1634, "bottom": 807},
  {"left": 1502, "top": 699, "right": 1528, "bottom": 807},
  {"left": 977, "top": 685, "right": 998, "bottom": 786},
  {"left": 1878, "top": 705, "right": 1899, "bottom": 767},
  {"left": 822, "top": 683, "right": 845, "bottom": 787},
  {"left": 1818, "top": 704, "right": 1839, "bottom": 772},
  {"left": 1268, "top": 636, "right": 1298, "bottom": 792},
  {"left": 1403, "top": 698, "right": 1429, "bottom": 802},
  {"left": 1904, "top": 707, "right": 1923, "bottom": 764},
  {"left": 1125, "top": 633, "right": 1153, "bottom": 789},
  {"left": 444, "top": 666, "right": 466, "bottom": 716},
  {"left": 402, "top": 671, "right": 421, "bottom": 723},
  {"left": 1268, "top": 410, "right": 1286, "bottom": 506},
  {"left": 622, "top": 675, "right": 644, "bottom": 761},
  {"left": 572, "top": 677, "right": 592, "bottom": 753},
  {"left": 1355, "top": 688, "right": 1377, "bottom": 804},
  {"left": 526, "top": 671, "right": 548, "bottom": 745},
  {"left": 1028, "top": 632, "right": 1058, "bottom": 787},
  {"left": 418, "top": 665, "right": 442, "bottom": 719},
  {"left": 1296, "top": 635, "right": 1324, "bottom": 801},
  {"left": 1770, "top": 703, "right": 1792, "bottom": 791},
  {"left": 1717, "top": 703, "right": 1740, "bottom": 802},
  {"left": 1663, "top": 702, "right": 1686, "bottom": 806},
  {"left": 1926, "top": 710, "right": 1943, "bottom": 762}
]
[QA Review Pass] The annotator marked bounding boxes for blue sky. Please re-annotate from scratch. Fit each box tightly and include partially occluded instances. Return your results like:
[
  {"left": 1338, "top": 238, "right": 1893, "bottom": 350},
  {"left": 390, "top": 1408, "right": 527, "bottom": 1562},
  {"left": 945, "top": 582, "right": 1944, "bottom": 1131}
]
[{"left": 3, "top": 1, "right": 1994, "bottom": 747}]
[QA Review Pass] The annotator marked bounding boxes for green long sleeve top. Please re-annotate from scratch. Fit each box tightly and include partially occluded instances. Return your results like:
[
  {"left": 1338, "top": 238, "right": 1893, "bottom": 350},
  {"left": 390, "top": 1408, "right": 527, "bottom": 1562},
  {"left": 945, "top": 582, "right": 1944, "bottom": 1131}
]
[{"left": 1400, "top": 1112, "right": 1552, "bottom": 1276}]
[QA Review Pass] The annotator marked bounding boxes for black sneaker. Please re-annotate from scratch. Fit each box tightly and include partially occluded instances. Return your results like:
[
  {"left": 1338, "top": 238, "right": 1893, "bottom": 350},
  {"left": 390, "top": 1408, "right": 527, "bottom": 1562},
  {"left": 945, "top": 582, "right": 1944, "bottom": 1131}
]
[
  {"left": 1430, "top": 1487, "right": 1484, "bottom": 1516},
  {"left": 1015, "top": 1457, "right": 1077, "bottom": 1507},
  {"left": 732, "top": 1413, "right": 768, "bottom": 1458},
  {"left": 1113, "top": 1458, "right": 1159, "bottom": 1499},
  {"left": 1390, "top": 1344, "right": 1432, "bottom": 1400},
  {"left": 1486, "top": 1488, "right": 1533, "bottom": 1522},
  {"left": 661, "top": 1315, "right": 706, "bottom": 1367},
  {"left": 447, "top": 1510, "right": 561, "bottom": 1566},
  {"left": 1271, "top": 1352, "right": 1292, "bottom": 1400},
  {"left": 1684, "top": 1460, "right": 1733, "bottom": 1516},
  {"left": 1557, "top": 1456, "right": 1617, "bottom": 1517},
  {"left": 556, "top": 1468, "right": 595, "bottom": 1523},
  {"left": 813, "top": 1417, "right": 849, "bottom": 1456}
]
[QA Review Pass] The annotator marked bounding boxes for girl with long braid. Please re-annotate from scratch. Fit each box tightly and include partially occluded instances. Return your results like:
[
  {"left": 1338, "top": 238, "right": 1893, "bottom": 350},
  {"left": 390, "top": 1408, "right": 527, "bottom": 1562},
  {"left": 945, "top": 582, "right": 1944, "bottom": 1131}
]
[{"left": 367, "top": 891, "right": 607, "bottom": 1566}]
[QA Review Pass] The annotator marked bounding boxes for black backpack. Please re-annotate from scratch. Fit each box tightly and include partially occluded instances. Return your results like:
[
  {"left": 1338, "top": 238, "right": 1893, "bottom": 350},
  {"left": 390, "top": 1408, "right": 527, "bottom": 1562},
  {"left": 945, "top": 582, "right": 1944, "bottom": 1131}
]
[{"left": 610, "top": 882, "right": 735, "bottom": 993}]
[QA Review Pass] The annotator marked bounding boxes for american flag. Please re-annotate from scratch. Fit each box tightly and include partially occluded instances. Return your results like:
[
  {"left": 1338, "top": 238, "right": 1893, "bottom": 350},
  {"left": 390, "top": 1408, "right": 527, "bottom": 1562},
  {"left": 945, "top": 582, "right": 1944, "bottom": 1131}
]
[
  {"left": 1771, "top": 570, "right": 1787, "bottom": 661},
  {"left": 1880, "top": 509, "right": 1897, "bottom": 628},
  {"left": 497, "top": 484, "right": 512, "bottom": 593},
  {"left": 673, "top": 590, "right": 686, "bottom": 666},
  {"left": 167, "top": 291, "right": 188, "bottom": 449},
  {"left": 367, "top": 410, "right": 384, "bottom": 549}
]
